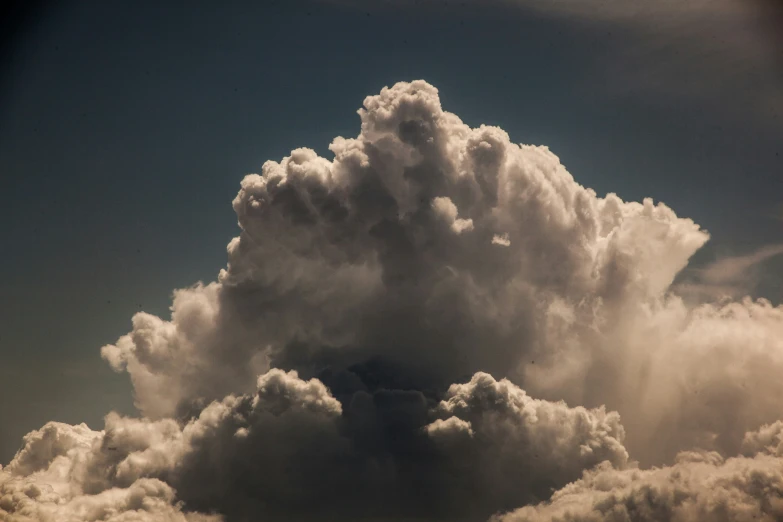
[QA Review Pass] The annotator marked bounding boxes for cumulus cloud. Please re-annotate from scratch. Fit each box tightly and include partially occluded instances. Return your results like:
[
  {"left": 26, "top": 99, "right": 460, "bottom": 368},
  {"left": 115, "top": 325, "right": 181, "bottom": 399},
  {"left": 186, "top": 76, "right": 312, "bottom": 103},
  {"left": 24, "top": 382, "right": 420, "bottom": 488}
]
[
  {"left": 175, "top": 369, "right": 633, "bottom": 521},
  {"left": 741, "top": 420, "right": 783, "bottom": 458},
  {"left": 0, "top": 421, "right": 220, "bottom": 522},
  {"left": 101, "top": 80, "right": 714, "bottom": 429},
  {"left": 4, "top": 80, "right": 783, "bottom": 521},
  {"left": 494, "top": 423, "right": 783, "bottom": 522},
  {"left": 425, "top": 373, "right": 628, "bottom": 513},
  {"left": 2, "top": 369, "right": 629, "bottom": 522},
  {"left": 432, "top": 196, "right": 474, "bottom": 234}
]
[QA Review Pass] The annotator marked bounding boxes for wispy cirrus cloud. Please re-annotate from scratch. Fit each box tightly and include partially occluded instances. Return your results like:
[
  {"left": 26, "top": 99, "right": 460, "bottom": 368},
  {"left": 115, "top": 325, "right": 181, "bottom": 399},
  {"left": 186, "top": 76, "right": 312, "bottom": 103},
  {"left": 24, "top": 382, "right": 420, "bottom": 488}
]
[
  {"left": 676, "top": 243, "right": 783, "bottom": 300},
  {"left": 699, "top": 244, "right": 783, "bottom": 286}
]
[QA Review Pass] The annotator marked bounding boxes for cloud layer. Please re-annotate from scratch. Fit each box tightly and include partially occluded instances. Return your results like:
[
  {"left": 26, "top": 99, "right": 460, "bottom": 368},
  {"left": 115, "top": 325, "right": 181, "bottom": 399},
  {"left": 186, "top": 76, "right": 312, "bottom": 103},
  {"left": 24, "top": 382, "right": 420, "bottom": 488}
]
[{"left": 3, "top": 80, "right": 783, "bottom": 521}]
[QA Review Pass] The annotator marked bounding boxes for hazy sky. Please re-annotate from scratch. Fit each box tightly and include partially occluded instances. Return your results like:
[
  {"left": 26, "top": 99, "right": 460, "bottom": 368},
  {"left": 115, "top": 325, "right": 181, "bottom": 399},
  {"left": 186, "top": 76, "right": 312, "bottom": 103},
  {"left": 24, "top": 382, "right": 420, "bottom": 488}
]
[{"left": 1, "top": 1, "right": 782, "bottom": 518}]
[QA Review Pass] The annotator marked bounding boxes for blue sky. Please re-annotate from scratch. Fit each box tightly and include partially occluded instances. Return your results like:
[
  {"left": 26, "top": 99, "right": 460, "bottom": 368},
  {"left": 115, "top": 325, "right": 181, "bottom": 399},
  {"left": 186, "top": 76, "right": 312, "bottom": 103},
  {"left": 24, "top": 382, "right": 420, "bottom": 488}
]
[{"left": 0, "top": 0, "right": 781, "bottom": 462}]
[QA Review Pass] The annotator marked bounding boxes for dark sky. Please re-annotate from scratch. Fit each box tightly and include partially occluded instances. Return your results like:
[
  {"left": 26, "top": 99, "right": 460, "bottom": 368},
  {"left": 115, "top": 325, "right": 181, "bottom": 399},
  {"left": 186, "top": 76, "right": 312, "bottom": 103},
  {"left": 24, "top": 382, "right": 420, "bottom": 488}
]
[{"left": 0, "top": 0, "right": 781, "bottom": 462}]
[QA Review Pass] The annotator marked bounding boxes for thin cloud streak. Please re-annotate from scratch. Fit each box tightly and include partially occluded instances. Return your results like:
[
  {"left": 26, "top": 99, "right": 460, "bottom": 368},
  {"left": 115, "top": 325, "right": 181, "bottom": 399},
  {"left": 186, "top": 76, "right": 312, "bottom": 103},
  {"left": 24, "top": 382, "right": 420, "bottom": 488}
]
[{"left": 677, "top": 244, "right": 783, "bottom": 300}]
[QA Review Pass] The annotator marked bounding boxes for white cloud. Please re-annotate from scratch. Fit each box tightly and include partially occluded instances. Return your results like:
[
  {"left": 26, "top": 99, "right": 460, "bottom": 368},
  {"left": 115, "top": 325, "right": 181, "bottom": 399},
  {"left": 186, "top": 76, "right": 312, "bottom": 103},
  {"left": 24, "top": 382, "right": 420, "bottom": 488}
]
[
  {"left": 432, "top": 196, "right": 475, "bottom": 234},
  {"left": 492, "top": 233, "right": 511, "bottom": 247},
  {"left": 4, "top": 80, "right": 783, "bottom": 521},
  {"left": 101, "top": 81, "right": 714, "bottom": 430},
  {"left": 741, "top": 420, "right": 783, "bottom": 457},
  {"left": 99, "top": 80, "right": 783, "bottom": 469},
  {"left": 0, "top": 420, "right": 221, "bottom": 522},
  {"left": 494, "top": 423, "right": 783, "bottom": 522}
]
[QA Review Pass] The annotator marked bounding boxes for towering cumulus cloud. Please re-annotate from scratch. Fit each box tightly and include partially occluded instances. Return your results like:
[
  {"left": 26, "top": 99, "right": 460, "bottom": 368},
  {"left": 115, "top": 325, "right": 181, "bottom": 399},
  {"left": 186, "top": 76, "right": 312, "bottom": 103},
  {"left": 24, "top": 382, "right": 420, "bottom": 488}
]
[{"left": 3, "top": 80, "right": 783, "bottom": 521}]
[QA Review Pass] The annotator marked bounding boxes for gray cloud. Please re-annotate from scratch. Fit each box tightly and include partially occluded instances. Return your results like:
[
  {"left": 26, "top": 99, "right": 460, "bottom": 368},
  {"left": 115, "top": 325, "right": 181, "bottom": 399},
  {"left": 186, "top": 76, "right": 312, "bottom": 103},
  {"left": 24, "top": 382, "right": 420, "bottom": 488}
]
[
  {"left": 174, "top": 370, "right": 631, "bottom": 521},
  {"left": 494, "top": 423, "right": 783, "bottom": 522},
  {"left": 426, "top": 372, "right": 628, "bottom": 512},
  {"left": 3, "top": 80, "right": 783, "bottom": 521},
  {"left": 1, "top": 369, "right": 632, "bottom": 522}
]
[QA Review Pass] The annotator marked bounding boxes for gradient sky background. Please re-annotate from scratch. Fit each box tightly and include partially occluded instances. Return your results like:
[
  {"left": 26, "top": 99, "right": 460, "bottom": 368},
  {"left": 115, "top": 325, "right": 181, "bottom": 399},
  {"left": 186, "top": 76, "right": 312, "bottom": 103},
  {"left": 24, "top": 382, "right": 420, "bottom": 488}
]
[{"left": 0, "top": 0, "right": 781, "bottom": 463}]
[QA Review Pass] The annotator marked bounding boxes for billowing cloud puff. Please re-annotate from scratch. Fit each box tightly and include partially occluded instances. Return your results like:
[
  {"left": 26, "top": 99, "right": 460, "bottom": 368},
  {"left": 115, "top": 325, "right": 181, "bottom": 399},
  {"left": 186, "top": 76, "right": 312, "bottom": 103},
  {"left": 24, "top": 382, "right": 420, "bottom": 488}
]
[
  {"left": 0, "top": 475, "right": 218, "bottom": 522},
  {"left": 3, "top": 369, "right": 630, "bottom": 522},
  {"left": 741, "top": 420, "right": 783, "bottom": 458},
  {"left": 102, "top": 80, "right": 783, "bottom": 467},
  {"left": 0, "top": 370, "right": 347, "bottom": 522},
  {"left": 101, "top": 81, "right": 712, "bottom": 427},
  {"left": 0, "top": 421, "right": 220, "bottom": 522},
  {"left": 425, "top": 373, "right": 628, "bottom": 513},
  {"left": 5, "top": 80, "right": 783, "bottom": 521},
  {"left": 494, "top": 424, "right": 783, "bottom": 522}
]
